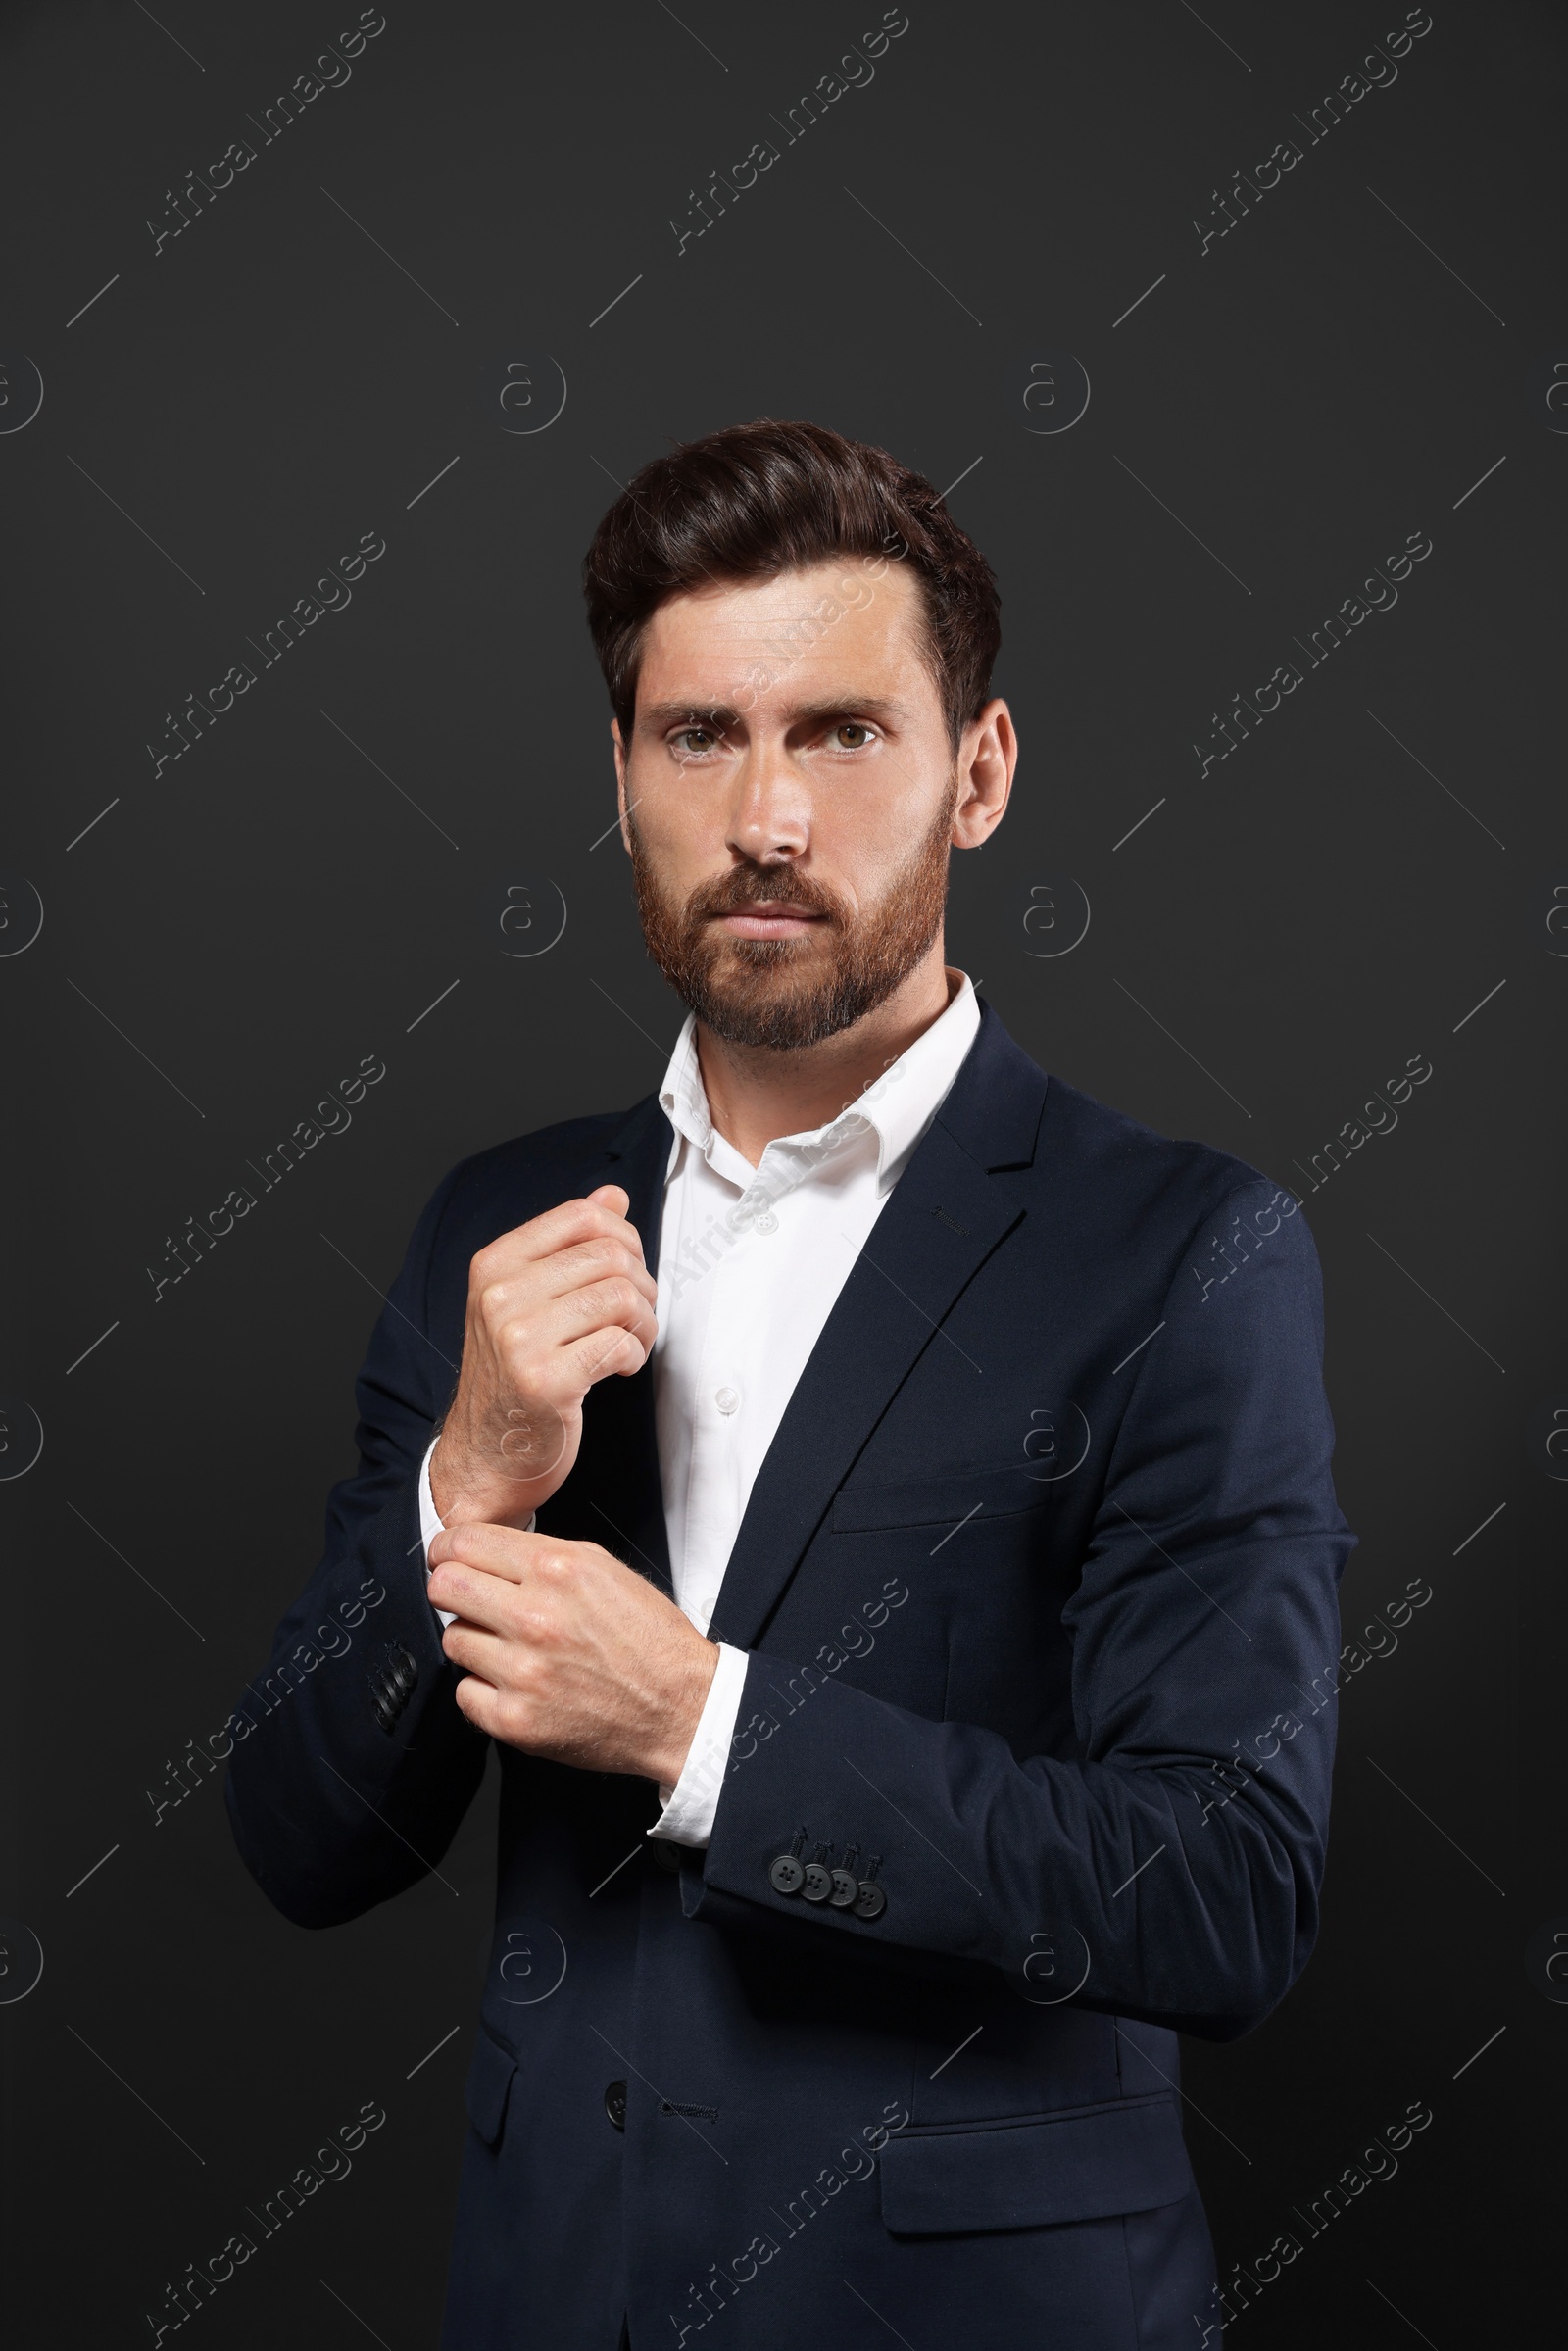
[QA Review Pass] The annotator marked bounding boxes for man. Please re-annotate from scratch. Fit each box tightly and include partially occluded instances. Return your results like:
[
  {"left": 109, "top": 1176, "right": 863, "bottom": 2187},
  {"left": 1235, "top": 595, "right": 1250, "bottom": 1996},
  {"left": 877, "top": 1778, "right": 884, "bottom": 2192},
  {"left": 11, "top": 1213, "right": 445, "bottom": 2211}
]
[{"left": 227, "top": 418, "right": 1353, "bottom": 2349}]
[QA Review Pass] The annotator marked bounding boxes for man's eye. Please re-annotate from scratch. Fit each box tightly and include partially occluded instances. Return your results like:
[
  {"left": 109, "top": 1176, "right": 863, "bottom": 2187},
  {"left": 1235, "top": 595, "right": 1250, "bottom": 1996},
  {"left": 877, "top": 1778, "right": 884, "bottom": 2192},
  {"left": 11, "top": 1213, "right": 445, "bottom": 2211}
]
[
  {"left": 828, "top": 722, "right": 876, "bottom": 750},
  {"left": 671, "top": 727, "right": 720, "bottom": 758}
]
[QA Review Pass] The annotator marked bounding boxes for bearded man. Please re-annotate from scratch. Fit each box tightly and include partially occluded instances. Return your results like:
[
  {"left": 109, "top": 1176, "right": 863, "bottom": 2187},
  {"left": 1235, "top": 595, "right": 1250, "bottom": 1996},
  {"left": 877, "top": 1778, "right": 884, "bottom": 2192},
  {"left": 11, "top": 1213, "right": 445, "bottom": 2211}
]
[{"left": 228, "top": 418, "right": 1353, "bottom": 2351}]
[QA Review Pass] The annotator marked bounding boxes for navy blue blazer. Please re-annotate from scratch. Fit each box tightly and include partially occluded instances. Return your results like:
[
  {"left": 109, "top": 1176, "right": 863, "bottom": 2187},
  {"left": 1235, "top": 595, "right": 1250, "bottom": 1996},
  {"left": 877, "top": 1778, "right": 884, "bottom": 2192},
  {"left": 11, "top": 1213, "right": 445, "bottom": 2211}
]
[{"left": 227, "top": 1003, "right": 1354, "bottom": 2351}]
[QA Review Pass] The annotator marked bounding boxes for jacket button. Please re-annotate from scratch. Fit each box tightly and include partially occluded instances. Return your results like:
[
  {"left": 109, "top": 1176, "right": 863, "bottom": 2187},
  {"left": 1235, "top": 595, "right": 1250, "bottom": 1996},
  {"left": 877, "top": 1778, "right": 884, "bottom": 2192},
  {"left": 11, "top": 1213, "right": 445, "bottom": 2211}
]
[
  {"left": 769, "top": 1830, "right": 809, "bottom": 1892},
  {"left": 650, "top": 1837, "right": 682, "bottom": 1874},
  {"left": 801, "top": 1845, "right": 833, "bottom": 1903},
  {"left": 369, "top": 1643, "right": 417, "bottom": 1735},
  {"left": 854, "top": 1854, "right": 886, "bottom": 1920},
  {"left": 605, "top": 2080, "right": 627, "bottom": 2131}
]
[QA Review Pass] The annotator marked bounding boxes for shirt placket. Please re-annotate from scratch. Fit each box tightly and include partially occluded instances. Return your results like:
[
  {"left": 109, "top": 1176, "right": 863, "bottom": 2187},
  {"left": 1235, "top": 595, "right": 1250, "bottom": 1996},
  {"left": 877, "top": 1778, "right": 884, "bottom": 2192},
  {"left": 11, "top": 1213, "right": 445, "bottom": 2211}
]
[{"left": 681, "top": 1174, "right": 749, "bottom": 1633}]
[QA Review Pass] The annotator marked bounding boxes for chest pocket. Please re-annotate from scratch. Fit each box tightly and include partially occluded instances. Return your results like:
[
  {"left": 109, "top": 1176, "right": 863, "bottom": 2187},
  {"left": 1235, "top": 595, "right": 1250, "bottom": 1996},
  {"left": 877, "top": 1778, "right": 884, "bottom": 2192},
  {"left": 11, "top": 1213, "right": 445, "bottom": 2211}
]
[{"left": 833, "top": 1459, "right": 1054, "bottom": 1534}]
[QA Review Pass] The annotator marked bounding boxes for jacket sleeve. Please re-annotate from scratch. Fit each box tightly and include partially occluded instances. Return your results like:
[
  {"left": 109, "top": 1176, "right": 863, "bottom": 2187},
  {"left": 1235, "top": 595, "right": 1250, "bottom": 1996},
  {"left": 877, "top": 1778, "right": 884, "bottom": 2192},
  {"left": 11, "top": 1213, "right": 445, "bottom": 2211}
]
[
  {"left": 224, "top": 1162, "right": 490, "bottom": 1927},
  {"left": 688, "top": 1179, "right": 1355, "bottom": 2039}
]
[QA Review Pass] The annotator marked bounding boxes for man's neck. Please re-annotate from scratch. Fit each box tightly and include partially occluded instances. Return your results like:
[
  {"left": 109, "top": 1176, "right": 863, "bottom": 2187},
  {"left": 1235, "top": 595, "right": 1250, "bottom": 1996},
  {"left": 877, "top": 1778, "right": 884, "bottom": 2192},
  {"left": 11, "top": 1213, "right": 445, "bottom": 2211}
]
[{"left": 694, "top": 946, "right": 958, "bottom": 1167}]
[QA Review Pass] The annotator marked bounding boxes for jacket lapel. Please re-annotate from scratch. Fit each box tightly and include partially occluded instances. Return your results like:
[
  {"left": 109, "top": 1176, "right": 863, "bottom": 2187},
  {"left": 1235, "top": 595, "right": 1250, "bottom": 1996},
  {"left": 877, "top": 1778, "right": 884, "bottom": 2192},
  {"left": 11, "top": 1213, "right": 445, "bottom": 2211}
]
[
  {"left": 541, "top": 1092, "right": 676, "bottom": 1594},
  {"left": 707, "top": 1004, "right": 1049, "bottom": 1652}
]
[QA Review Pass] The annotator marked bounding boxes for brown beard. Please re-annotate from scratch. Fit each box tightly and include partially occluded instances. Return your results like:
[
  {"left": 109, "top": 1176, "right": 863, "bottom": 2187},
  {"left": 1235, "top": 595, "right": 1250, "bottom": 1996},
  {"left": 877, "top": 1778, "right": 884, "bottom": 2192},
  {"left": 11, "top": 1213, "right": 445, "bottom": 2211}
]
[{"left": 628, "top": 784, "right": 957, "bottom": 1051}]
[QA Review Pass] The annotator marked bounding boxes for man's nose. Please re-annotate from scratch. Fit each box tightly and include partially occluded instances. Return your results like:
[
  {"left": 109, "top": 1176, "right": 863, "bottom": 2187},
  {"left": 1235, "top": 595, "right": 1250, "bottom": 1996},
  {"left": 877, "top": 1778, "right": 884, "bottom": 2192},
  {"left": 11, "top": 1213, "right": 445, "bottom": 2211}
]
[{"left": 725, "top": 734, "right": 808, "bottom": 862}]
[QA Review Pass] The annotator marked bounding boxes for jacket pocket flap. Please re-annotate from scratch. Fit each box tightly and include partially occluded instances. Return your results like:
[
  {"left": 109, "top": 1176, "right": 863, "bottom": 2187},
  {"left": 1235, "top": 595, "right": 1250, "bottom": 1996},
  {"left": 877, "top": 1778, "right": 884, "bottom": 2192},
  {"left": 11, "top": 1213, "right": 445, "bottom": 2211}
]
[
  {"left": 464, "top": 2029, "right": 516, "bottom": 2147},
  {"left": 834, "top": 1461, "right": 1050, "bottom": 1533},
  {"left": 879, "top": 2094, "right": 1190, "bottom": 2234}
]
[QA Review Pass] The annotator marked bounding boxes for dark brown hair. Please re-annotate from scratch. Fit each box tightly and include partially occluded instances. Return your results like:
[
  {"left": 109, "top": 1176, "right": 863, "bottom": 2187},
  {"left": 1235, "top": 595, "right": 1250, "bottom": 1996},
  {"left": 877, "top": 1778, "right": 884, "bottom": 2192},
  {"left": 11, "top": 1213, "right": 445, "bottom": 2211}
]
[{"left": 582, "top": 418, "right": 1001, "bottom": 749}]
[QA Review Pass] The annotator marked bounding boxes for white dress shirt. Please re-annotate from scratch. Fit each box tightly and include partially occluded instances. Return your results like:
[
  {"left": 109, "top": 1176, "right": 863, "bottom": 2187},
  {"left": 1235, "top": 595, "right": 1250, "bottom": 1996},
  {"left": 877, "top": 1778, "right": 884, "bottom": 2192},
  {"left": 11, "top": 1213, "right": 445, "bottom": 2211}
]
[{"left": 420, "top": 968, "right": 981, "bottom": 1848}]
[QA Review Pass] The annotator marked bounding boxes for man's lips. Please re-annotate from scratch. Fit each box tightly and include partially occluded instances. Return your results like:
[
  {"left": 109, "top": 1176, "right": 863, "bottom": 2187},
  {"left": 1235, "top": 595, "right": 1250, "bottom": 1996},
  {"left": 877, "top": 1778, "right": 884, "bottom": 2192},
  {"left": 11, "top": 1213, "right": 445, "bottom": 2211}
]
[{"left": 712, "top": 907, "right": 827, "bottom": 938}]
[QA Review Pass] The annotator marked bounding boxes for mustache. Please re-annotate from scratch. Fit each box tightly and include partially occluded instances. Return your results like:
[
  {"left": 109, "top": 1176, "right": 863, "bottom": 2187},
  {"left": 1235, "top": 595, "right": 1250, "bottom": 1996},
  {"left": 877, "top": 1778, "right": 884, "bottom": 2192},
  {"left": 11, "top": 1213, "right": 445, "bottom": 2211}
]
[{"left": 687, "top": 869, "right": 842, "bottom": 922}]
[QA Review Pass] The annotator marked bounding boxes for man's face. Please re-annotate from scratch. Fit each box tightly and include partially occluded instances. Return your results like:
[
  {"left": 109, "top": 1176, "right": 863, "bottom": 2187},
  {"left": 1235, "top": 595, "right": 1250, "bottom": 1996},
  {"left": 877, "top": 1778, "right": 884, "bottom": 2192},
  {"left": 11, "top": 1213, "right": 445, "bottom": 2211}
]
[{"left": 613, "top": 557, "right": 983, "bottom": 1051}]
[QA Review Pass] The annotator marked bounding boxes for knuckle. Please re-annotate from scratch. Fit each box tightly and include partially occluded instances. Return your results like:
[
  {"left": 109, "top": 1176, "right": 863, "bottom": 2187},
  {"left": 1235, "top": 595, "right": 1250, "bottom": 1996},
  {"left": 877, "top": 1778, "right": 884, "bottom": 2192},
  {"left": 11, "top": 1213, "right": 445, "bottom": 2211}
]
[
  {"left": 498, "top": 1692, "right": 532, "bottom": 1742},
  {"left": 501, "top": 1649, "right": 539, "bottom": 1700}
]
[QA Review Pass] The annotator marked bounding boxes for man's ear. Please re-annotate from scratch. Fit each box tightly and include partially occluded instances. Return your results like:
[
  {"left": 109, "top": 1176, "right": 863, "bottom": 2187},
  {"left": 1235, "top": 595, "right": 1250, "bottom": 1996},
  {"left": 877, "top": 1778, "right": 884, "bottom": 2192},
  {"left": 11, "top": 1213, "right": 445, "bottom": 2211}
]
[
  {"left": 611, "top": 719, "right": 631, "bottom": 856},
  {"left": 952, "top": 698, "right": 1017, "bottom": 849}
]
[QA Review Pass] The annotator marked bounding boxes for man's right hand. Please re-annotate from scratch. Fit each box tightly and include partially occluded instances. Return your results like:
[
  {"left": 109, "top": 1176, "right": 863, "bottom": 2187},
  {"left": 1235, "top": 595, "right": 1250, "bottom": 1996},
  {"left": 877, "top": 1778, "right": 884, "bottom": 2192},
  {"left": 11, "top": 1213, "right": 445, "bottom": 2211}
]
[{"left": 428, "top": 1184, "right": 658, "bottom": 1530}]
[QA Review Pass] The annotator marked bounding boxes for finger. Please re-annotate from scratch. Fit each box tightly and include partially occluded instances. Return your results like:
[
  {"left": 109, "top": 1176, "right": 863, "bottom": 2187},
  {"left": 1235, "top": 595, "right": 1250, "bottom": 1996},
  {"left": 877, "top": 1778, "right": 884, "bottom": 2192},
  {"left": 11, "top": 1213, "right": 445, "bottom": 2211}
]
[
  {"left": 428, "top": 1522, "right": 559, "bottom": 1580},
  {"left": 467, "top": 1249, "right": 657, "bottom": 1366},
  {"left": 427, "top": 1567, "right": 521, "bottom": 1632},
  {"left": 532, "top": 1239, "right": 659, "bottom": 1312},
  {"left": 535, "top": 1274, "right": 660, "bottom": 1359},
  {"left": 564, "top": 1319, "right": 657, "bottom": 1391},
  {"left": 441, "top": 1620, "right": 515, "bottom": 1678},
  {"left": 452, "top": 1669, "right": 505, "bottom": 1738},
  {"left": 482, "top": 1284, "right": 658, "bottom": 1412},
  {"left": 480, "top": 1196, "right": 647, "bottom": 1278}
]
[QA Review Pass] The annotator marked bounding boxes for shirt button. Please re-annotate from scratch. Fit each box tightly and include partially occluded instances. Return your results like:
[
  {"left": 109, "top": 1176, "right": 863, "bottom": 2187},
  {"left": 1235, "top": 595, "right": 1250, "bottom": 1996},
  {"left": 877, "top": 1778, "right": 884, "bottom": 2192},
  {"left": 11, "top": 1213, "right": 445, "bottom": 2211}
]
[
  {"left": 753, "top": 1211, "right": 779, "bottom": 1235},
  {"left": 714, "top": 1385, "right": 740, "bottom": 1415}
]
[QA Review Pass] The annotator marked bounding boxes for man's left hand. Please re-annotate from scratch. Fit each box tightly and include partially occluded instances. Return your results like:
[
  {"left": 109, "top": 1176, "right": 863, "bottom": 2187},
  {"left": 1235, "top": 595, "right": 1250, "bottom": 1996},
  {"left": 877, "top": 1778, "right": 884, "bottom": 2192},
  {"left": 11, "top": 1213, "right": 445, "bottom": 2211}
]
[{"left": 425, "top": 1524, "right": 719, "bottom": 1785}]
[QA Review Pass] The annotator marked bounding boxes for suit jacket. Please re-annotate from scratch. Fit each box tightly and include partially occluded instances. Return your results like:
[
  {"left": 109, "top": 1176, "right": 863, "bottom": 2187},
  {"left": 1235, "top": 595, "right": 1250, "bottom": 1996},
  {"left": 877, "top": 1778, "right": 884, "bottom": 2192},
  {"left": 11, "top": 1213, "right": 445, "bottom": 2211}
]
[{"left": 226, "top": 1003, "right": 1354, "bottom": 2350}]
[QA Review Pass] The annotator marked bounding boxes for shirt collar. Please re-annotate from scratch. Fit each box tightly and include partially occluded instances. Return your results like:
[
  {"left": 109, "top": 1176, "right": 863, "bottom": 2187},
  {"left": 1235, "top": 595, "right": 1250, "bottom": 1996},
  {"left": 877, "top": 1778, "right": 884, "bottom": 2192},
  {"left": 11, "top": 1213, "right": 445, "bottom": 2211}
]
[{"left": 658, "top": 970, "right": 981, "bottom": 1194}]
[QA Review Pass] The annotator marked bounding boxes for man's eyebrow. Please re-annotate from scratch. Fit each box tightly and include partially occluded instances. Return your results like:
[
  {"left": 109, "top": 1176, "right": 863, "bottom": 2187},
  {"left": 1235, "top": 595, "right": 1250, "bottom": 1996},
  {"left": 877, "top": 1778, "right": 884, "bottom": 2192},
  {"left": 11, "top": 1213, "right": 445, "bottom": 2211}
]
[
  {"left": 638, "top": 700, "right": 744, "bottom": 729},
  {"left": 637, "top": 695, "right": 912, "bottom": 731},
  {"left": 776, "top": 696, "right": 911, "bottom": 727}
]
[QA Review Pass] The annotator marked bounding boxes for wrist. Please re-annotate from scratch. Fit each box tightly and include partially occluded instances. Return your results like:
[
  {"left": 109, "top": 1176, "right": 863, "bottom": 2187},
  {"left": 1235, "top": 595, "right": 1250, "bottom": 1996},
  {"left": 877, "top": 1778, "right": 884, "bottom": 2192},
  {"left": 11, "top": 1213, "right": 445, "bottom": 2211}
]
[
  {"left": 647, "top": 1634, "right": 720, "bottom": 1788},
  {"left": 428, "top": 1434, "right": 549, "bottom": 1530}
]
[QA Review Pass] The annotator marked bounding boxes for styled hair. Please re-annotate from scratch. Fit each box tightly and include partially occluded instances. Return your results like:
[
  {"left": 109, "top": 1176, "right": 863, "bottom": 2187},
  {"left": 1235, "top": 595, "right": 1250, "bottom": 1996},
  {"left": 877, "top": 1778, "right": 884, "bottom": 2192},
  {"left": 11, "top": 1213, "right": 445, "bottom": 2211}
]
[{"left": 581, "top": 417, "right": 1001, "bottom": 748}]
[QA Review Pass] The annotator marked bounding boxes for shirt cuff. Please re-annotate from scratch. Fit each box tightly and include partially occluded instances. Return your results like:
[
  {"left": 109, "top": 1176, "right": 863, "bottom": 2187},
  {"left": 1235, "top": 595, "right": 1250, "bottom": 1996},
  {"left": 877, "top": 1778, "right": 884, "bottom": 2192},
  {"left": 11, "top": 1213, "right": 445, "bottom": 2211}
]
[
  {"left": 650, "top": 1641, "right": 749, "bottom": 1848},
  {"left": 419, "top": 1439, "right": 534, "bottom": 1627}
]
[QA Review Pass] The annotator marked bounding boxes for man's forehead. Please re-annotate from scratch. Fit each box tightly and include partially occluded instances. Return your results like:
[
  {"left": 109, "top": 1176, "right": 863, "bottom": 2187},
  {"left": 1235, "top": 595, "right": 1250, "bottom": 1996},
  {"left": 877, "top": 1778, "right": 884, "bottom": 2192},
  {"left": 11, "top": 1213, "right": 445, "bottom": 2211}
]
[{"left": 634, "top": 562, "right": 930, "bottom": 695}]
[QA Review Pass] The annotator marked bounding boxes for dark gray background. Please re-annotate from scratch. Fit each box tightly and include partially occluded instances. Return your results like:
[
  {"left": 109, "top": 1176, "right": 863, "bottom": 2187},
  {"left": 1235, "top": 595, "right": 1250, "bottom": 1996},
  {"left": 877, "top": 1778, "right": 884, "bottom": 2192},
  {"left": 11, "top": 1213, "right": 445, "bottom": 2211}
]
[{"left": 1, "top": 0, "right": 1559, "bottom": 2341}]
